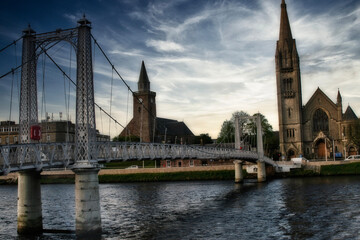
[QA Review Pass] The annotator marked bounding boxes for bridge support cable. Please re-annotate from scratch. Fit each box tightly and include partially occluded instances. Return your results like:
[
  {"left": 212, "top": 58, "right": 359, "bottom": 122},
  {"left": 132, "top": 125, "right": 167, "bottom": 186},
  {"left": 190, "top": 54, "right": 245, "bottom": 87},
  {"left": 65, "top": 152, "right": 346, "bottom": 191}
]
[
  {"left": 38, "top": 43, "right": 126, "bottom": 130},
  {"left": 91, "top": 35, "right": 161, "bottom": 134},
  {"left": 0, "top": 36, "right": 22, "bottom": 54},
  {"left": 0, "top": 37, "right": 61, "bottom": 81},
  {"left": 7, "top": 70, "right": 15, "bottom": 145},
  {"left": 108, "top": 66, "right": 114, "bottom": 138}
]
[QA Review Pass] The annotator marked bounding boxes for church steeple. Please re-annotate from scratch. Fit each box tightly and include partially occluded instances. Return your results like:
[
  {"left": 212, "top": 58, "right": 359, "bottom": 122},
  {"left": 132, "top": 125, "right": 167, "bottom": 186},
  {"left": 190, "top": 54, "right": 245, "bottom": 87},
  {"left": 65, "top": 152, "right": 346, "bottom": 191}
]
[
  {"left": 279, "top": 0, "right": 293, "bottom": 45},
  {"left": 275, "top": 0, "right": 303, "bottom": 159},
  {"left": 138, "top": 61, "right": 150, "bottom": 92},
  {"left": 276, "top": 0, "right": 299, "bottom": 70}
]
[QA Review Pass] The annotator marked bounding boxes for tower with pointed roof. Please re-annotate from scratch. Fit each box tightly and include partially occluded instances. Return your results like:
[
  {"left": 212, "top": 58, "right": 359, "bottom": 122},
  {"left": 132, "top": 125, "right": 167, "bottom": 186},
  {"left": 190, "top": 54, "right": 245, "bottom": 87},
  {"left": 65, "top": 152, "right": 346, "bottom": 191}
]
[
  {"left": 120, "top": 61, "right": 156, "bottom": 142},
  {"left": 119, "top": 61, "right": 195, "bottom": 144},
  {"left": 276, "top": 0, "right": 303, "bottom": 158}
]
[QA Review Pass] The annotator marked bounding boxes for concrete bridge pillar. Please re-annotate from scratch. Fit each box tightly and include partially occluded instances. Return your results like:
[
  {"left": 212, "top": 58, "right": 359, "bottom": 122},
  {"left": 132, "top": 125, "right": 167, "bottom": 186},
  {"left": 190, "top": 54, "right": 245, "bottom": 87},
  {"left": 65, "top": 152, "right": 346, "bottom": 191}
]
[
  {"left": 73, "top": 167, "right": 102, "bottom": 238},
  {"left": 234, "top": 160, "right": 244, "bottom": 183},
  {"left": 257, "top": 161, "right": 266, "bottom": 182},
  {"left": 17, "top": 170, "right": 43, "bottom": 234}
]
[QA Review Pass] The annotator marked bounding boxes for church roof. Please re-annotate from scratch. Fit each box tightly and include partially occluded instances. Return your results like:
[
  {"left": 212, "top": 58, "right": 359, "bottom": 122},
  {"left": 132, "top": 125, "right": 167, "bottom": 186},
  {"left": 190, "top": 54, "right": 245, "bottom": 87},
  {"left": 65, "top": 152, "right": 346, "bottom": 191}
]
[
  {"left": 304, "top": 87, "right": 337, "bottom": 110},
  {"left": 156, "top": 117, "right": 194, "bottom": 137},
  {"left": 343, "top": 106, "right": 358, "bottom": 121}
]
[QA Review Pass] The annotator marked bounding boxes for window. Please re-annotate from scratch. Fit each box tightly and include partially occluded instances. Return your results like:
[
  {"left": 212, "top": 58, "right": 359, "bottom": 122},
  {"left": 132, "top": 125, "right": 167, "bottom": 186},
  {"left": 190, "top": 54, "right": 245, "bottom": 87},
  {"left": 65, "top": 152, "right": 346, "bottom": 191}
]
[
  {"left": 283, "top": 78, "right": 294, "bottom": 98},
  {"left": 190, "top": 159, "right": 194, "bottom": 167},
  {"left": 288, "top": 108, "right": 293, "bottom": 118},
  {"left": 166, "top": 160, "right": 171, "bottom": 167},
  {"left": 286, "top": 128, "right": 295, "bottom": 138},
  {"left": 343, "top": 126, "right": 346, "bottom": 136},
  {"left": 5, "top": 137, "right": 9, "bottom": 144},
  {"left": 313, "top": 109, "right": 329, "bottom": 132},
  {"left": 13, "top": 136, "right": 17, "bottom": 143},
  {"left": 47, "top": 135, "right": 50, "bottom": 142}
]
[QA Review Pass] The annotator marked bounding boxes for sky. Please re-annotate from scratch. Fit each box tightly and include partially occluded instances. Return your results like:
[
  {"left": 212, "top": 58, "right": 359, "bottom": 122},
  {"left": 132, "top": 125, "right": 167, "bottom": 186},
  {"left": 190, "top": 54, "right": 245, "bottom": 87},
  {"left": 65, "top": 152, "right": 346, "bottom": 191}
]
[{"left": 0, "top": 0, "right": 360, "bottom": 139}]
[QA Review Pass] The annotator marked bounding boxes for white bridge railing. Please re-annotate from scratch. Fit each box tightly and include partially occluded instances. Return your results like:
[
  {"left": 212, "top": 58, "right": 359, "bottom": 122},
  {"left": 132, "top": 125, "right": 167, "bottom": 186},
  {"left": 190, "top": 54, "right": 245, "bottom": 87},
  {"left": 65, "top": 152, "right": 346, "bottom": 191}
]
[{"left": 0, "top": 142, "right": 275, "bottom": 175}]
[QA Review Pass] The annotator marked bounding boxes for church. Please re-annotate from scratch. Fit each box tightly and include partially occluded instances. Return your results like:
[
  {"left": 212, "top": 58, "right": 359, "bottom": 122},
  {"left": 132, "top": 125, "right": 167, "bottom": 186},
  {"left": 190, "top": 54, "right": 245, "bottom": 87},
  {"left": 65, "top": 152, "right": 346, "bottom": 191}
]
[
  {"left": 119, "top": 61, "right": 194, "bottom": 144},
  {"left": 276, "top": 0, "right": 359, "bottom": 160}
]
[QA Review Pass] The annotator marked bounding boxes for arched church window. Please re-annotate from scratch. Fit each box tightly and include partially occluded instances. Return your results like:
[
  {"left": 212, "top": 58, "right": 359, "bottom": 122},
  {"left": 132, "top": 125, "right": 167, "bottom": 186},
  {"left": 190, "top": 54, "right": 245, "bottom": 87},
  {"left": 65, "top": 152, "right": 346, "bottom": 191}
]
[{"left": 313, "top": 109, "right": 329, "bottom": 132}]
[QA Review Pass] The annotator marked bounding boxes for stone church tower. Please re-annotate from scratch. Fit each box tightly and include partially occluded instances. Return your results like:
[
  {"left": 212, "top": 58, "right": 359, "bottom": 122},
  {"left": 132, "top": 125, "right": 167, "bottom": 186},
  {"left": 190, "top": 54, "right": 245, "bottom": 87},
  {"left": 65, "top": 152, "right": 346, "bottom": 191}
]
[
  {"left": 275, "top": 0, "right": 303, "bottom": 157},
  {"left": 120, "top": 61, "right": 156, "bottom": 142}
]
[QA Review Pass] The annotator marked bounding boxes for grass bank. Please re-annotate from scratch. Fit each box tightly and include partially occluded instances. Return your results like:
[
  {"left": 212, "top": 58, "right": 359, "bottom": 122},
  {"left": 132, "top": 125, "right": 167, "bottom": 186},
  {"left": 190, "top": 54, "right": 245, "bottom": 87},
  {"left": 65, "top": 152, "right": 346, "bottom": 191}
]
[{"left": 320, "top": 162, "right": 360, "bottom": 175}]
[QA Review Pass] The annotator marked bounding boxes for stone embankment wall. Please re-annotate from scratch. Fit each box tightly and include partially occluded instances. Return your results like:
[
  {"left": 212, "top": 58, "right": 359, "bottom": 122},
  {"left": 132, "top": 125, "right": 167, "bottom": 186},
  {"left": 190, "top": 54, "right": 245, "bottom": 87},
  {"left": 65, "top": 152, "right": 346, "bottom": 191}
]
[{"left": 0, "top": 165, "right": 236, "bottom": 181}]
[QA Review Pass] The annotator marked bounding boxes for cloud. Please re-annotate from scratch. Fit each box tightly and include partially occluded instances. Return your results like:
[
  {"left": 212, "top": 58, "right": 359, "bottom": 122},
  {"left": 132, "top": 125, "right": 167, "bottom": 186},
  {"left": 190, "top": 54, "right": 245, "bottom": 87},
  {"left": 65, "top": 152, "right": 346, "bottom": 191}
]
[{"left": 145, "top": 39, "right": 185, "bottom": 52}]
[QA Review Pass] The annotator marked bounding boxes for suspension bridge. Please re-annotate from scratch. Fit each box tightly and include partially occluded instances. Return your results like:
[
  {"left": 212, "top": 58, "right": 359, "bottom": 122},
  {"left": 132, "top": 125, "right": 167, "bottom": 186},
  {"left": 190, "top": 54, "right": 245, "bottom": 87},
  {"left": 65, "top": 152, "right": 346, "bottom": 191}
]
[{"left": 0, "top": 17, "right": 276, "bottom": 237}]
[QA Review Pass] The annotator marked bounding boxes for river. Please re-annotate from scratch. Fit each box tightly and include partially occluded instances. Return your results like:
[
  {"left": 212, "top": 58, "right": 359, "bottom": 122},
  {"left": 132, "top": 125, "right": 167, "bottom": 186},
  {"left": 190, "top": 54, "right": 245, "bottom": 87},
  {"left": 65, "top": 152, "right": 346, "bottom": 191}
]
[{"left": 0, "top": 176, "right": 360, "bottom": 239}]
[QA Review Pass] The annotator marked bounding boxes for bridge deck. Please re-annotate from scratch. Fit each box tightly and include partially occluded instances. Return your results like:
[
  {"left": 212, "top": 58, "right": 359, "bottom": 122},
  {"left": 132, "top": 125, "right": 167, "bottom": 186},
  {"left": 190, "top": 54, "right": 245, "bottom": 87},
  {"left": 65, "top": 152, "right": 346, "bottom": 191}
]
[{"left": 0, "top": 142, "right": 276, "bottom": 175}]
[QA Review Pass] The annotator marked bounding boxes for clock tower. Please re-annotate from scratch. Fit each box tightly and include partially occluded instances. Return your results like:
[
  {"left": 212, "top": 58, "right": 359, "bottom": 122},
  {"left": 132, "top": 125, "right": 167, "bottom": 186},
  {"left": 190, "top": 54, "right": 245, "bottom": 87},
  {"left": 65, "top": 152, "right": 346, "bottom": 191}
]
[{"left": 121, "top": 61, "right": 156, "bottom": 142}]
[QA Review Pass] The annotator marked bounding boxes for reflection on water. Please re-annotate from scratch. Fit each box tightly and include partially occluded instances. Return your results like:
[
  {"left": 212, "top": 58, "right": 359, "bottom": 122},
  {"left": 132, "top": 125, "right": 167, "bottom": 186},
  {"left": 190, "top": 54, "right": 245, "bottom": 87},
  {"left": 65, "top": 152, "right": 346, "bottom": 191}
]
[{"left": 0, "top": 176, "right": 360, "bottom": 239}]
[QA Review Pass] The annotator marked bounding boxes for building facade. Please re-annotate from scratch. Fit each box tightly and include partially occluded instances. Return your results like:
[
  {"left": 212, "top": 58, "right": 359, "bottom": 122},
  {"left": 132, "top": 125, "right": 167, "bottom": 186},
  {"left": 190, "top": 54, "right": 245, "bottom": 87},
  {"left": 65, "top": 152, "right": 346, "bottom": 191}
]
[
  {"left": 276, "top": 0, "right": 358, "bottom": 160},
  {"left": 0, "top": 120, "right": 109, "bottom": 145},
  {"left": 119, "top": 61, "right": 195, "bottom": 144}
]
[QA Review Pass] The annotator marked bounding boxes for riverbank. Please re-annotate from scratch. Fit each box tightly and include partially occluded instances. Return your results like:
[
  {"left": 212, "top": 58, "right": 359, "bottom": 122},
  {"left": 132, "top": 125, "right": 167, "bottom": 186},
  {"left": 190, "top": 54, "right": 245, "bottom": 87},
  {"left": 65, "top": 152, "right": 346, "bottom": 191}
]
[{"left": 1, "top": 162, "right": 359, "bottom": 184}]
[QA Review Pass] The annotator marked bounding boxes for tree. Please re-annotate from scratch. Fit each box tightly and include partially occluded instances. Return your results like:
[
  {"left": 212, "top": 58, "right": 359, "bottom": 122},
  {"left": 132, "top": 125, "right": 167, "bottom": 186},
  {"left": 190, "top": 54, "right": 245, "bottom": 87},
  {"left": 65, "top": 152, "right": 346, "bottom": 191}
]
[
  {"left": 217, "top": 120, "right": 235, "bottom": 143},
  {"left": 246, "top": 113, "right": 273, "bottom": 137},
  {"left": 194, "top": 133, "right": 213, "bottom": 145},
  {"left": 217, "top": 111, "right": 279, "bottom": 158}
]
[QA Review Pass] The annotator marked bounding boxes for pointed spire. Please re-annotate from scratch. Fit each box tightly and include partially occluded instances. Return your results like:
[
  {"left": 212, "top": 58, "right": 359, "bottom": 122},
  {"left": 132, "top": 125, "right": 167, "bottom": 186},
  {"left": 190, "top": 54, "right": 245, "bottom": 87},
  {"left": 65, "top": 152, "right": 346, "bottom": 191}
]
[
  {"left": 138, "top": 61, "right": 150, "bottom": 92},
  {"left": 279, "top": 0, "right": 293, "bottom": 43},
  {"left": 337, "top": 89, "right": 342, "bottom": 105}
]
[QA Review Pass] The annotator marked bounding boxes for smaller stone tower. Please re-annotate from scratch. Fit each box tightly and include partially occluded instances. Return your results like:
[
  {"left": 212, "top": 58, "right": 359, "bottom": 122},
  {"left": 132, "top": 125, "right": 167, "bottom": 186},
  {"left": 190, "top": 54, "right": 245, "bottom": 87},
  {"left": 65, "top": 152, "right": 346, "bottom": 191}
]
[{"left": 120, "top": 61, "right": 156, "bottom": 142}]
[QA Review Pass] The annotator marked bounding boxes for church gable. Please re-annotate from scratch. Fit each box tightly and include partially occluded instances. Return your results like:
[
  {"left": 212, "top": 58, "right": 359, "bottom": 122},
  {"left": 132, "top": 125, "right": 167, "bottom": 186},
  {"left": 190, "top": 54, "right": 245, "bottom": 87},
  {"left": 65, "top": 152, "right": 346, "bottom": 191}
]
[
  {"left": 343, "top": 106, "right": 358, "bottom": 121},
  {"left": 303, "top": 88, "right": 339, "bottom": 122}
]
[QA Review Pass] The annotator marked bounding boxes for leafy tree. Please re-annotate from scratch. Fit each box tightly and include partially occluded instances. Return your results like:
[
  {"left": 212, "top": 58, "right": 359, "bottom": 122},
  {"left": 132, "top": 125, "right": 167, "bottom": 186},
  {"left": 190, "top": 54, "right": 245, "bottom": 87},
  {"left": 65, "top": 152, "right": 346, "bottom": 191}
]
[
  {"left": 217, "top": 120, "right": 235, "bottom": 143},
  {"left": 194, "top": 133, "right": 213, "bottom": 145},
  {"left": 217, "top": 111, "right": 279, "bottom": 158},
  {"left": 246, "top": 113, "right": 273, "bottom": 137}
]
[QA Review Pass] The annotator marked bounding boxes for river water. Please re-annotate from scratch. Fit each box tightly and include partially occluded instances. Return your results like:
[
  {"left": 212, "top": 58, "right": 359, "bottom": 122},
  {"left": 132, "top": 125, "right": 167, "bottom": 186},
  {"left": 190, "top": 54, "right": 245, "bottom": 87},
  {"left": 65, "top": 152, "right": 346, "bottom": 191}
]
[{"left": 1, "top": 176, "right": 360, "bottom": 239}]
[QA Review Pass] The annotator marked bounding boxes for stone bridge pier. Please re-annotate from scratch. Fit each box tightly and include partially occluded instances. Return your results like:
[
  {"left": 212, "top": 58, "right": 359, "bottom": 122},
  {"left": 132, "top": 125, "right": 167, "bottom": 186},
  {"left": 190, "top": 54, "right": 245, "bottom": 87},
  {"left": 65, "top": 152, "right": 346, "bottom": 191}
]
[
  {"left": 233, "top": 160, "right": 244, "bottom": 183},
  {"left": 257, "top": 161, "right": 266, "bottom": 182},
  {"left": 17, "top": 170, "right": 43, "bottom": 234},
  {"left": 73, "top": 167, "right": 102, "bottom": 237}
]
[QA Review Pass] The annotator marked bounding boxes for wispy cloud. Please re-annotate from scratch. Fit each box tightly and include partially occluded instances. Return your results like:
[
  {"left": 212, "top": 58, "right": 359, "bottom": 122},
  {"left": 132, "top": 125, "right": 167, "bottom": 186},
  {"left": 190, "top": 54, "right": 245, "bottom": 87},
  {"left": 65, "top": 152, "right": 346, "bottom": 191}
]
[
  {"left": 146, "top": 39, "right": 185, "bottom": 52},
  {"left": 0, "top": 0, "right": 360, "bottom": 139}
]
